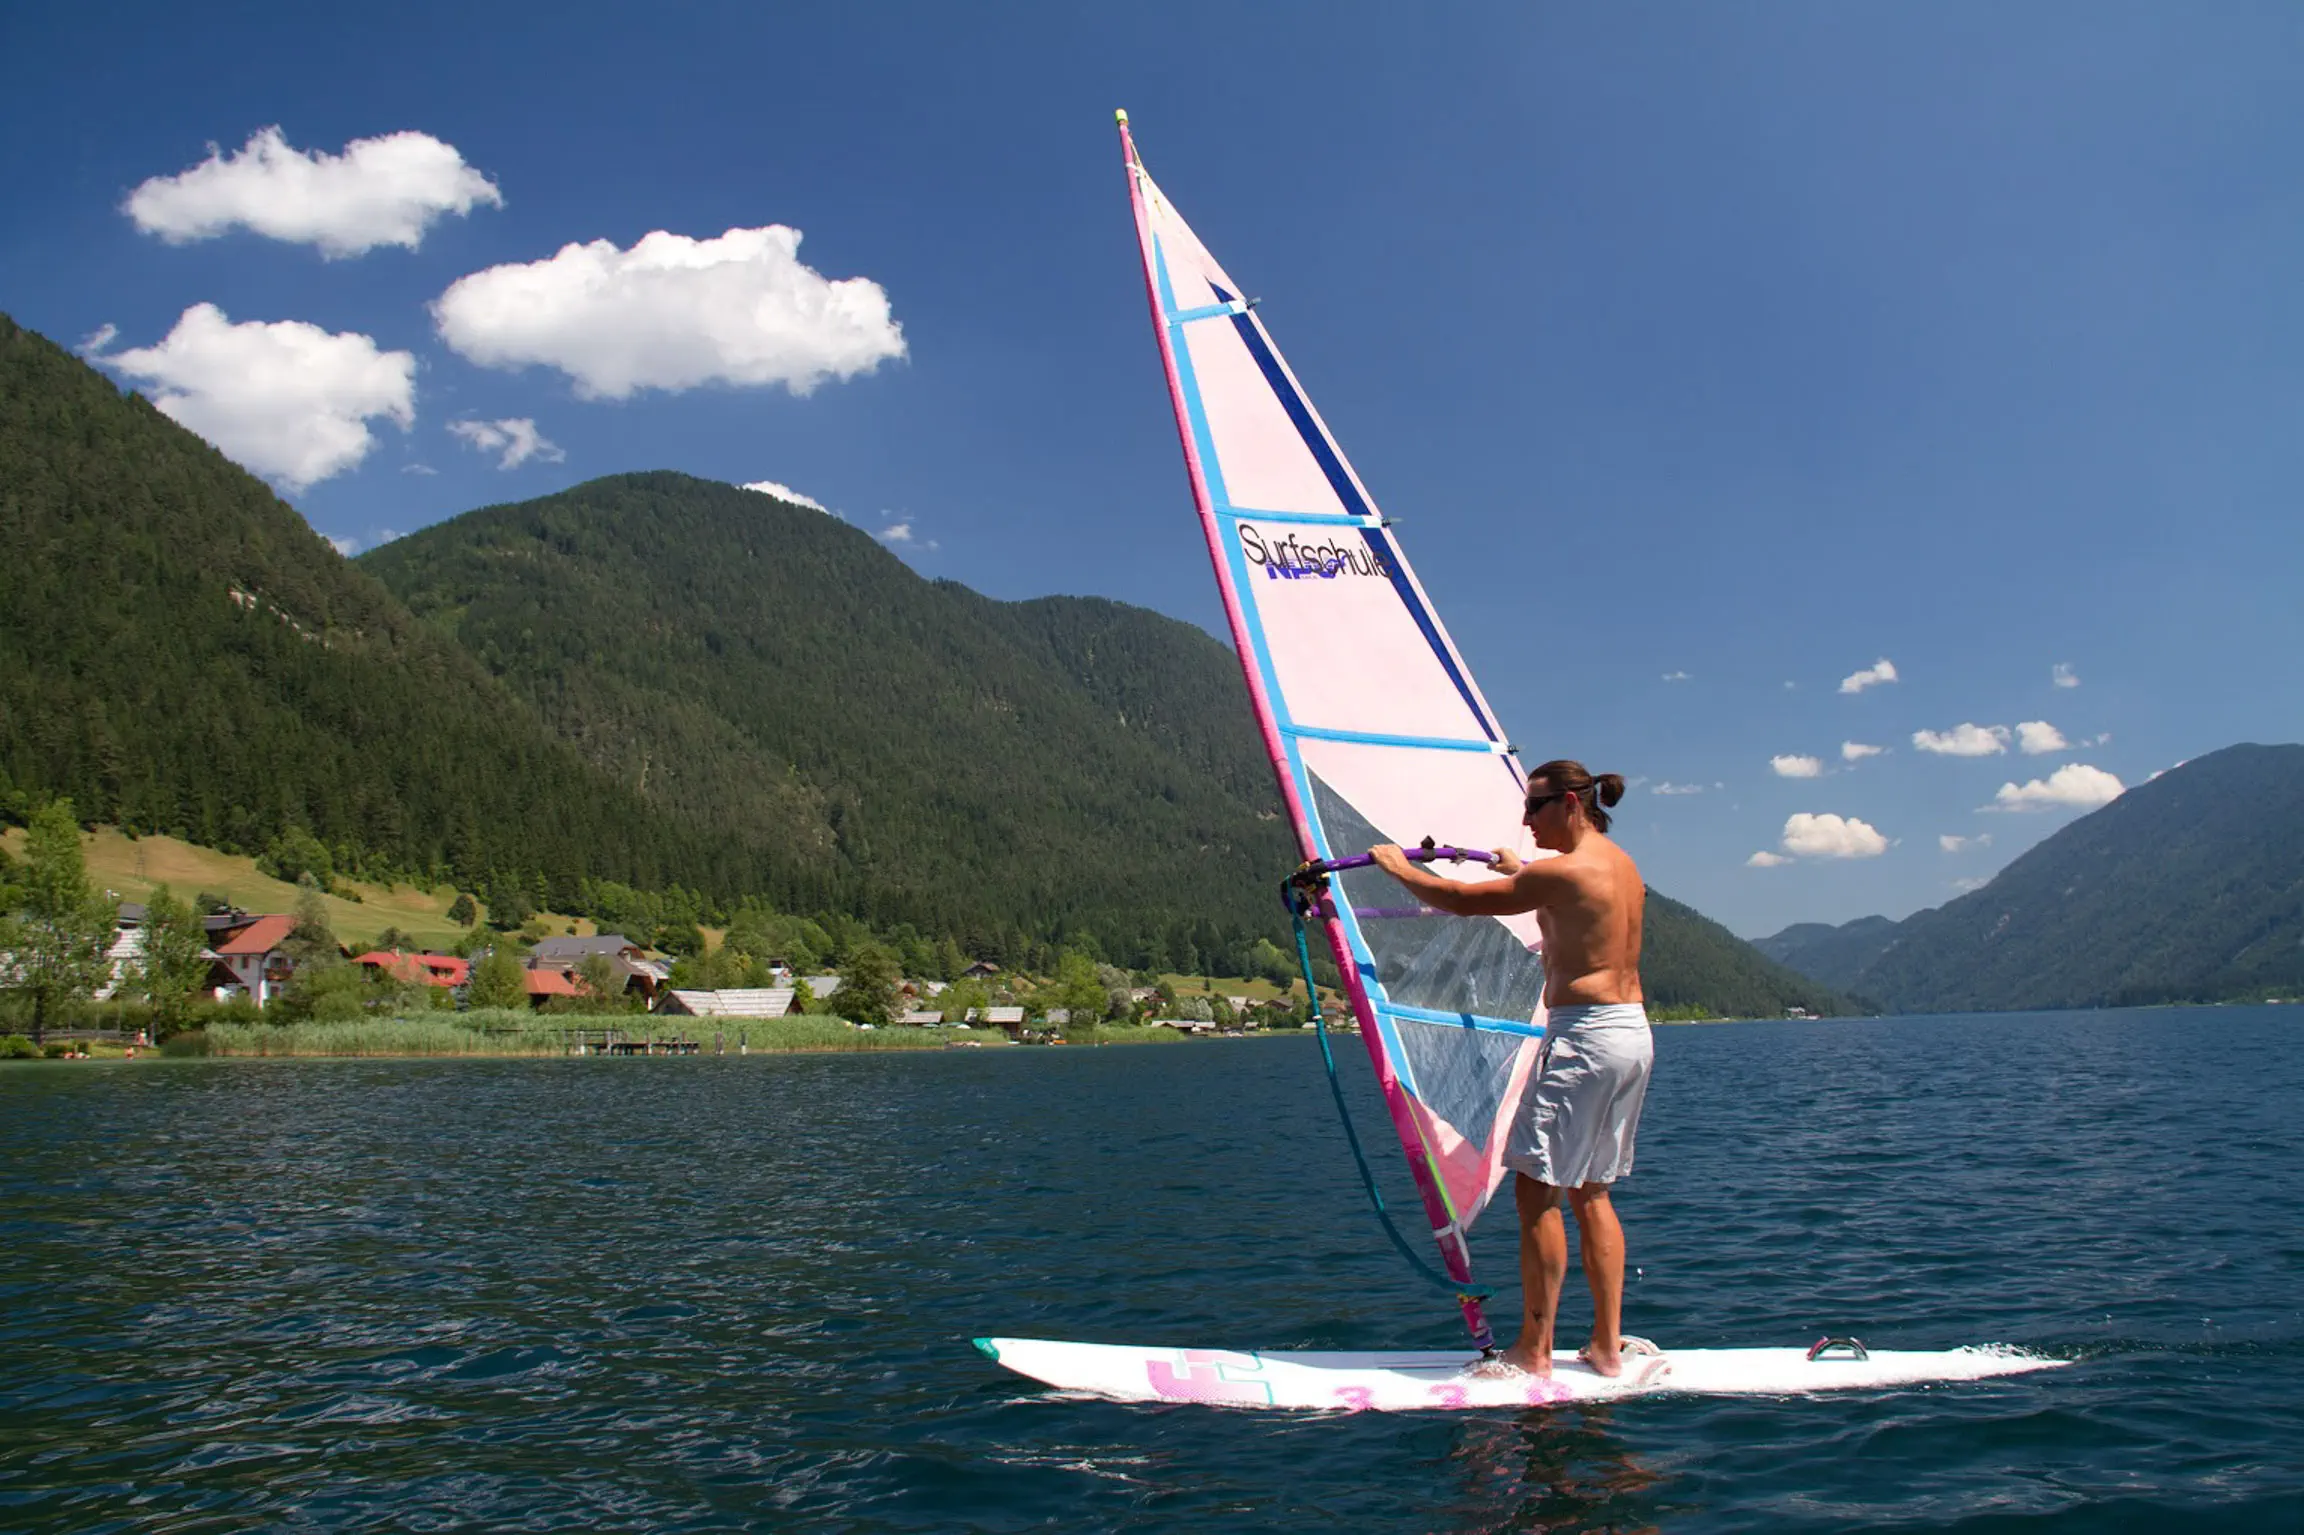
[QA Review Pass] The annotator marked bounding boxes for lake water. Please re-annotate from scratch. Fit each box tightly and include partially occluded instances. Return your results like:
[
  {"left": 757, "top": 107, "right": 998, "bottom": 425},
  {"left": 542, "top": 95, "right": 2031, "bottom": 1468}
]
[{"left": 4, "top": 1008, "right": 2300, "bottom": 1533}]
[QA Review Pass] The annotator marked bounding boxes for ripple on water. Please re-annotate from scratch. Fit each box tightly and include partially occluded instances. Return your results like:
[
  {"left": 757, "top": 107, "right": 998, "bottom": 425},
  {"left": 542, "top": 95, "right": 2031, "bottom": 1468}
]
[{"left": 2, "top": 1008, "right": 2301, "bottom": 1532}]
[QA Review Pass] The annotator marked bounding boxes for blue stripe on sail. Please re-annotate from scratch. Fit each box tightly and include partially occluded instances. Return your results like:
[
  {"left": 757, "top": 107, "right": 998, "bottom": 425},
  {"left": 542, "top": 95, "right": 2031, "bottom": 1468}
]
[
  {"left": 1154, "top": 234, "right": 1303, "bottom": 755},
  {"left": 1380, "top": 1003, "right": 1548, "bottom": 1038},
  {"left": 1214, "top": 504, "right": 1383, "bottom": 527},
  {"left": 1169, "top": 300, "right": 1248, "bottom": 322},
  {"left": 1280, "top": 723, "right": 1508, "bottom": 753},
  {"left": 1207, "top": 280, "right": 1498, "bottom": 744}
]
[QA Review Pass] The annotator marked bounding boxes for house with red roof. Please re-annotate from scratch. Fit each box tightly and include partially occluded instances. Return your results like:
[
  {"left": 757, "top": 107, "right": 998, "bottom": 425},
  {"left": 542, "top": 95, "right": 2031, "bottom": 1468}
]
[
  {"left": 354, "top": 951, "right": 473, "bottom": 990},
  {"left": 206, "top": 913, "right": 302, "bottom": 1007},
  {"left": 523, "top": 967, "right": 583, "bottom": 1007}
]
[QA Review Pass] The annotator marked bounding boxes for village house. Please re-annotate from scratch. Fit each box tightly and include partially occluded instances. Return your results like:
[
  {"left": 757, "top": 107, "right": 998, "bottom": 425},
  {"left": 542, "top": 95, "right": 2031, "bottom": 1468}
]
[
  {"left": 204, "top": 911, "right": 304, "bottom": 1007},
  {"left": 525, "top": 933, "right": 672, "bottom": 1005},
  {"left": 353, "top": 951, "right": 472, "bottom": 990},
  {"left": 522, "top": 968, "right": 583, "bottom": 1007},
  {"left": 655, "top": 987, "right": 798, "bottom": 1018},
  {"left": 92, "top": 902, "right": 152, "bottom": 1002}
]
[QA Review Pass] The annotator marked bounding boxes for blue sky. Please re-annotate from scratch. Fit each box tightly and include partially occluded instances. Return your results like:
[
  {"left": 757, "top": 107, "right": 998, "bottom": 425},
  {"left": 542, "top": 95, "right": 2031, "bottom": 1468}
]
[{"left": 4, "top": 3, "right": 2297, "bottom": 937}]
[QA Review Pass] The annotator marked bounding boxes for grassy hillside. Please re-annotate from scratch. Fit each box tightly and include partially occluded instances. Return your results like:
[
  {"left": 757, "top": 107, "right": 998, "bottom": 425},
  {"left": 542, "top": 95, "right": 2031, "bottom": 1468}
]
[{"left": 0, "top": 825, "right": 595, "bottom": 951}]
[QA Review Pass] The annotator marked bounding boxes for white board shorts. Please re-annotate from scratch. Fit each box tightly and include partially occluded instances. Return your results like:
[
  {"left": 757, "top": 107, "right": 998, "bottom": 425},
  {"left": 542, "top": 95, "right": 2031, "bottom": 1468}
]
[{"left": 1503, "top": 1003, "right": 1653, "bottom": 1189}]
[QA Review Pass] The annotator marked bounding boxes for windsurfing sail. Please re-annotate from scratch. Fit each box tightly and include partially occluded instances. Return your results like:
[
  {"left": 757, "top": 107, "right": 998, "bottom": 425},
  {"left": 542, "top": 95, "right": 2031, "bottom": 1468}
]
[{"left": 1115, "top": 112, "right": 1548, "bottom": 1350}]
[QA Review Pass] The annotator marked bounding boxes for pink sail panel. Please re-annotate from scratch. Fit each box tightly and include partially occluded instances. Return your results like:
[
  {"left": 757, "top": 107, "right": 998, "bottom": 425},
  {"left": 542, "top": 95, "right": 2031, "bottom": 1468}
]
[{"left": 1119, "top": 117, "right": 1549, "bottom": 1327}]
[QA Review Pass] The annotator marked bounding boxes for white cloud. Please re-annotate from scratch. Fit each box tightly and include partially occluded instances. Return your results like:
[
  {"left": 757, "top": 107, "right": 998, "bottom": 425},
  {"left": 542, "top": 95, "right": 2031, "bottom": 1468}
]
[
  {"left": 328, "top": 534, "right": 359, "bottom": 556},
  {"left": 77, "top": 323, "right": 118, "bottom": 357},
  {"left": 103, "top": 303, "right": 415, "bottom": 491},
  {"left": 2052, "top": 662, "right": 2080, "bottom": 688},
  {"left": 1654, "top": 782, "right": 1705, "bottom": 796},
  {"left": 1988, "top": 763, "right": 2124, "bottom": 812},
  {"left": 875, "top": 517, "right": 938, "bottom": 552},
  {"left": 1661, "top": 670, "right": 1691, "bottom": 682},
  {"left": 742, "top": 480, "right": 828, "bottom": 512},
  {"left": 448, "top": 416, "right": 563, "bottom": 470},
  {"left": 1841, "top": 741, "right": 1885, "bottom": 762},
  {"left": 1913, "top": 723, "right": 2011, "bottom": 757},
  {"left": 1939, "top": 833, "right": 1992, "bottom": 853},
  {"left": 1780, "top": 812, "right": 1890, "bottom": 859},
  {"left": 1951, "top": 877, "right": 1989, "bottom": 892},
  {"left": 1838, "top": 658, "right": 1898, "bottom": 694},
  {"left": 124, "top": 127, "right": 501, "bottom": 258},
  {"left": 1770, "top": 754, "right": 1824, "bottom": 778},
  {"left": 402, "top": 463, "right": 437, "bottom": 476},
  {"left": 433, "top": 225, "right": 905, "bottom": 399},
  {"left": 2015, "top": 720, "right": 2068, "bottom": 755},
  {"left": 1746, "top": 850, "right": 1790, "bottom": 868}
]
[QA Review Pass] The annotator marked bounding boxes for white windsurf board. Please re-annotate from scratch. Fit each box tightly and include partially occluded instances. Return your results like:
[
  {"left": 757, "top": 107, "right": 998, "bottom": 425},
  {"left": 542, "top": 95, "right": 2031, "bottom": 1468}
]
[{"left": 976, "top": 1336, "right": 2066, "bottom": 1412}]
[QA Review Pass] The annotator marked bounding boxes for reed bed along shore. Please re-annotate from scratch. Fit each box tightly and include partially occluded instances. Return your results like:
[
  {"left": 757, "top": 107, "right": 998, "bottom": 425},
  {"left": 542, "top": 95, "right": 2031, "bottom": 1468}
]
[{"left": 170, "top": 1011, "right": 1199, "bottom": 1058}]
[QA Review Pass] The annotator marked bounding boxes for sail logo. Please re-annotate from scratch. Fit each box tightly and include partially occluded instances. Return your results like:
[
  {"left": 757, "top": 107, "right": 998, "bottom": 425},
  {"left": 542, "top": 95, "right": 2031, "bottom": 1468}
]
[{"left": 1239, "top": 524, "right": 1393, "bottom": 582}]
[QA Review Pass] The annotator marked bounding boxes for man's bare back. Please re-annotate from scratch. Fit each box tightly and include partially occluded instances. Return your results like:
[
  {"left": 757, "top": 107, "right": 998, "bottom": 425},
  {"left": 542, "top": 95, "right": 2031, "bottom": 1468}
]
[{"left": 1494, "top": 836, "right": 1645, "bottom": 1010}]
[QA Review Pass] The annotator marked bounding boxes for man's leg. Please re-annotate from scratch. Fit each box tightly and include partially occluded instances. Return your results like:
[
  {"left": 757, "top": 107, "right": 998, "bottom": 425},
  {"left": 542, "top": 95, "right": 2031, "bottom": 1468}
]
[
  {"left": 1496, "top": 1173, "right": 1569, "bottom": 1374},
  {"left": 1567, "top": 1182, "right": 1626, "bottom": 1375}
]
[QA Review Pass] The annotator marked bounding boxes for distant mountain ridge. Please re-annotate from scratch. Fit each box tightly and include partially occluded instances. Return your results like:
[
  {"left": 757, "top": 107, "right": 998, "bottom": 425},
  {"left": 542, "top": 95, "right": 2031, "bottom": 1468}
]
[
  {"left": 1751, "top": 916, "right": 1900, "bottom": 998},
  {"left": 1757, "top": 744, "right": 2304, "bottom": 1011}
]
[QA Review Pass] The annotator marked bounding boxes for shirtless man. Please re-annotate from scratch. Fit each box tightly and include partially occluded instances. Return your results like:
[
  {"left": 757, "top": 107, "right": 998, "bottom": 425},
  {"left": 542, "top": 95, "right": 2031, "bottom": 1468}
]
[{"left": 1370, "top": 759, "right": 1652, "bottom": 1378}]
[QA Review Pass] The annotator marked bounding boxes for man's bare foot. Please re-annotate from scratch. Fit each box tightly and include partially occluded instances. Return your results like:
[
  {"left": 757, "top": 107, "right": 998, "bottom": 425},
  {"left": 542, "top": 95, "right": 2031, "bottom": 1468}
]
[
  {"left": 1577, "top": 1340, "right": 1624, "bottom": 1378},
  {"left": 1577, "top": 1335, "right": 1661, "bottom": 1378},
  {"left": 1465, "top": 1336, "right": 1557, "bottom": 1373}
]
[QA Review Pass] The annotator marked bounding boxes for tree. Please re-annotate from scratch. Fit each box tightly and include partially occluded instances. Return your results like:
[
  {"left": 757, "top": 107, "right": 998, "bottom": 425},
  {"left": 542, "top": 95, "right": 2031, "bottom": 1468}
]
[
  {"left": 137, "top": 883, "right": 211, "bottom": 1037},
  {"left": 1045, "top": 951, "right": 1109, "bottom": 1035},
  {"left": 577, "top": 952, "right": 621, "bottom": 1009},
  {"left": 277, "top": 962, "right": 366, "bottom": 1022},
  {"left": 484, "top": 873, "right": 533, "bottom": 931},
  {"left": 467, "top": 945, "right": 529, "bottom": 1010},
  {"left": 6, "top": 799, "right": 114, "bottom": 1043},
  {"left": 935, "top": 936, "right": 967, "bottom": 982},
  {"left": 259, "top": 826, "right": 334, "bottom": 887},
  {"left": 834, "top": 944, "right": 900, "bottom": 1028},
  {"left": 936, "top": 977, "right": 990, "bottom": 1025},
  {"left": 446, "top": 891, "right": 478, "bottom": 926},
  {"left": 373, "top": 925, "right": 417, "bottom": 953}
]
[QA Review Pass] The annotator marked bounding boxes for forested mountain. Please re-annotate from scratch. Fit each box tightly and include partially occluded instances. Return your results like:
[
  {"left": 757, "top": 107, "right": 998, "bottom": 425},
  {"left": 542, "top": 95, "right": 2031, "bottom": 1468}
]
[
  {"left": 1642, "top": 890, "right": 1851, "bottom": 1018},
  {"left": 358, "top": 471, "right": 1296, "bottom": 957},
  {"left": 1757, "top": 744, "right": 2304, "bottom": 1011},
  {"left": 0, "top": 313, "right": 737, "bottom": 898},
  {"left": 2, "top": 312, "right": 1842, "bottom": 1008}
]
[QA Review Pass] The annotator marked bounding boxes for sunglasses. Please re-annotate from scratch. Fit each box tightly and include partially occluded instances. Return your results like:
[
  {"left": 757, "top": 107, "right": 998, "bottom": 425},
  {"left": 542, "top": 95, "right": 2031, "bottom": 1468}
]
[{"left": 1522, "top": 790, "right": 1568, "bottom": 817}]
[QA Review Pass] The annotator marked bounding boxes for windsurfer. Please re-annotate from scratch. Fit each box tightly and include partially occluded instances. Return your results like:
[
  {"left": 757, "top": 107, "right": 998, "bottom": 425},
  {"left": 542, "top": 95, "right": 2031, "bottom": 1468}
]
[{"left": 1370, "top": 760, "right": 1652, "bottom": 1379}]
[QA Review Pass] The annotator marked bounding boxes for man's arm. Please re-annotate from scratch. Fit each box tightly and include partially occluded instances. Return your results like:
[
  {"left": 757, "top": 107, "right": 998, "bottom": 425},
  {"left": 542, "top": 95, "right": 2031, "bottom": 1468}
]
[{"left": 1368, "top": 843, "right": 1560, "bottom": 916}]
